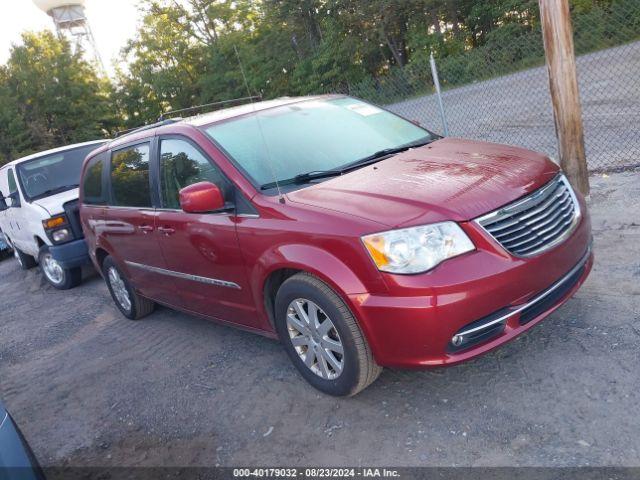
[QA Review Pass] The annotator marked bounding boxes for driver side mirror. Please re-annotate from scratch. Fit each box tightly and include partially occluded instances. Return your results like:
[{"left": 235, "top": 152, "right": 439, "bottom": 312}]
[
  {"left": 10, "top": 191, "right": 20, "bottom": 208},
  {"left": 179, "top": 182, "right": 228, "bottom": 213},
  {"left": 0, "top": 194, "right": 7, "bottom": 211},
  {"left": 5, "top": 191, "right": 20, "bottom": 209}
]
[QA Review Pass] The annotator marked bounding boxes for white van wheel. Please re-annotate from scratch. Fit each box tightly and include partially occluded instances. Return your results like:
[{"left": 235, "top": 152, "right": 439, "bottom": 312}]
[{"left": 38, "top": 246, "right": 82, "bottom": 290}]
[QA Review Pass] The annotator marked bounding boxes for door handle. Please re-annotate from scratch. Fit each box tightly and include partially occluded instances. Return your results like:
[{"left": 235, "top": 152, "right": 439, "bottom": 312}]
[
  {"left": 157, "top": 226, "right": 176, "bottom": 236},
  {"left": 138, "top": 225, "right": 154, "bottom": 234}
]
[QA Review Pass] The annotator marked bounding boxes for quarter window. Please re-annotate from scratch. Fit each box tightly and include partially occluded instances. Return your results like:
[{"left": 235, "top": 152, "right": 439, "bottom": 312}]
[
  {"left": 160, "top": 139, "right": 226, "bottom": 209},
  {"left": 83, "top": 155, "right": 105, "bottom": 205},
  {"left": 110, "top": 144, "right": 151, "bottom": 208}
]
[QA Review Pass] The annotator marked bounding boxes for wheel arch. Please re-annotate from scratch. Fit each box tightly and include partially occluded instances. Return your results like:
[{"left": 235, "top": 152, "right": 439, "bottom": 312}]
[
  {"left": 94, "top": 247, "right": 110, "bottom": 272},
  {"left": 34, "top": 235, "right": 46, "bottom": 249},
  {"left": 255, "top": 244, "right": 371, "bottom": 332}
]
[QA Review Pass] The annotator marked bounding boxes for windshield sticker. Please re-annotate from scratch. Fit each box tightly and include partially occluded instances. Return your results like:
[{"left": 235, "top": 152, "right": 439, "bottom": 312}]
[{"left": 347, "top": 104, "right": 383, "bottom": 117}]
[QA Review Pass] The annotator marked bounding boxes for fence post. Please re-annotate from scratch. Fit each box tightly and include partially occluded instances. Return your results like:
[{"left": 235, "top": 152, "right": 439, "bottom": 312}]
[
  {"left": 539, "top": 0, "right": 590, "bottom": 196},
  {"left": 430, "top": 51, "right": 450, "bottom": 136}
]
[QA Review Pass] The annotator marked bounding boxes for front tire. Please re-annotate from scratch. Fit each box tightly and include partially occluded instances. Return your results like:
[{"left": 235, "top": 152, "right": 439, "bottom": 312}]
[
  {"left": 102, "top": 256, "right": 155, "bottom": 320},
  {"left": 275, "top": 273, "right": 382, "bottom": 397},
  {"left": 38, "top": 246, "right": 82, "bottom": 290}
]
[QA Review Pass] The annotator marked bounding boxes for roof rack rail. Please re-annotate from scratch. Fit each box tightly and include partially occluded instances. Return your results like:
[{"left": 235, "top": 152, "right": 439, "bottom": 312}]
[
  {"left": 114, "top": 118, "right": 182, "bottom": 139},
  {"left": 158, "top": 95, "right": 262, "bottom": 121}
]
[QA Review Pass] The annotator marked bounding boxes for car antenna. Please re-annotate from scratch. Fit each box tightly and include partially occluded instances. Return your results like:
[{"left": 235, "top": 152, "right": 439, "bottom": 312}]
[{"left": 233, "top": 45, "right": 285, "bottom": 204}]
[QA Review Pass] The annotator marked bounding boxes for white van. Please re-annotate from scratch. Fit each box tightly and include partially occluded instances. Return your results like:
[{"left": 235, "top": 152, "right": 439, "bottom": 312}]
[{"left": 0, "top": 140, "right": 107, "bottom": 289}]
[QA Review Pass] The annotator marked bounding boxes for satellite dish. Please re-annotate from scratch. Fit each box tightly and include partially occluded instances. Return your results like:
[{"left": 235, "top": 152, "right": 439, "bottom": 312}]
[{"left": 33, "top": 0, "right": 86, "bottom": 14}]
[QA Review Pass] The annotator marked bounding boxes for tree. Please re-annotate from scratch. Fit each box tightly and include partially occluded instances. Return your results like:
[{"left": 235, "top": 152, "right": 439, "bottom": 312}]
[
  {"left": 0, "top": 67, "right": 33, "bottom": 165},
  {"left": 6, "top": 31, "right": 114, "bottom": 152},
  {"left": 115, "top": 2, "right": 206, "bottom": 127}
]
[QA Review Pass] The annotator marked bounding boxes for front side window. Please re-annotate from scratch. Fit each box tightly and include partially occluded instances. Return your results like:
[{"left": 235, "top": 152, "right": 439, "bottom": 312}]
[
  {"left": 15, "top": 143, "right": 105, "bottom": 201},
  {"left": 203, "top": 97, "right": 435, "bottom": 189},
  {"left": 7, "top": 169, "right": 17, "bottom": 193},
  {"left": 160, "top": 138, "right": 226, "bottom": 209},
  {"left": 110, "top": 144, "right": 151, "bottom": 208},
  {"left": 83, "top": 155, "right": 105, "bottom": 205},
  {"left": 6, "top": 169, "right": 18, "bottom": 207}
]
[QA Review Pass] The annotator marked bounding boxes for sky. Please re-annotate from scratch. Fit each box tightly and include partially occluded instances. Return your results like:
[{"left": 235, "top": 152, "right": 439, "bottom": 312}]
[{"left": 0, "top": 0, "right": 142, "bottom": 76}]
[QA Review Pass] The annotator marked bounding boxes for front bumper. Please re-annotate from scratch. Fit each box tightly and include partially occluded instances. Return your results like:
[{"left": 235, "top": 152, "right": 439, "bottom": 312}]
[
  {"left": 49, "top": 238, "right": 90, "bottom": 269},
  {"left": 348, "top": 210, "right": 593, "bottom": 369}
]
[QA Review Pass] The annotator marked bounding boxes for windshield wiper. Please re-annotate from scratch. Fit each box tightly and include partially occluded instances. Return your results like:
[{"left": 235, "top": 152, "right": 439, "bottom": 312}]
[
  {"left": 260, "top": 170, "right": 342, "bottom": 191},
  {"left": 340, "top": 139, "right": 435, "bottom": 171},
  {"left": 259, "top": 138, "right": 435, "bottom": 191}
]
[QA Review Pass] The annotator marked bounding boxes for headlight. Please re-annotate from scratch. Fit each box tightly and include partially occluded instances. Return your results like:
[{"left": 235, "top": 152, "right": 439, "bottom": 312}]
[
  {"left": 362, "top": 222, "right": 475, "bottom": 274},
  {"left": 52, "top": 229, "right": 71, "bottom": 243}
]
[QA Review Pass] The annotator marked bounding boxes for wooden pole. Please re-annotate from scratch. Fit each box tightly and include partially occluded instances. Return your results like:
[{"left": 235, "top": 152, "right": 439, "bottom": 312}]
[{"left": 539, "top": 0, "right": 590, "bottom": 196}]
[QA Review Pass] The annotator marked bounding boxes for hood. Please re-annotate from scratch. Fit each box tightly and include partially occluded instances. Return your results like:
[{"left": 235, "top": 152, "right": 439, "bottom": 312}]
[
  {"left": 32, "top": 188, "right": 79, "bottom": 216},
  {"left": 286, "top": 138, "right": 559, "bottom": 228}
]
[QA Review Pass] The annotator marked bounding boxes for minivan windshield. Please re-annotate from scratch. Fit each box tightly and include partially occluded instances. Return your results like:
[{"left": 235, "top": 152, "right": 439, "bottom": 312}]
[
  {"left": 203, "top": 97, "right": 436, "bottom": 190},
  {"left": 17, "top": 143, "right": 104, "bottom": 201}
]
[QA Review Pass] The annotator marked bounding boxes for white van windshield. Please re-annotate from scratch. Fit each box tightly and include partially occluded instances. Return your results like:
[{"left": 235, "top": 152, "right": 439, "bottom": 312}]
[{"left": 16, "top": 144, "right": 104, "bottom": 201}]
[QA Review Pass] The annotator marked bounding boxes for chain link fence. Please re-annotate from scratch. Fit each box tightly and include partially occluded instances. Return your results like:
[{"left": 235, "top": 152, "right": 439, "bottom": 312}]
[{"left": 332, "top": 0, "right": 640, "bottom": 173}]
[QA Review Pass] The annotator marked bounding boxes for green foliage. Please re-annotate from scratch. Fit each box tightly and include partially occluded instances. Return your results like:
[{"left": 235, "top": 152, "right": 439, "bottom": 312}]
[
  {"left": 0, "top": 31, "right": 115, "bottom": 166},
  {"left": 0, "top": 67, "right": 32, "bottom": 162}
]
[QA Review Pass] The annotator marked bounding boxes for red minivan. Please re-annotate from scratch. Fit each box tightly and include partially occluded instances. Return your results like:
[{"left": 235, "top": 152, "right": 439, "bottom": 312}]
[{"left": 79, "top": 95, "right": 593, "bottom": 396}]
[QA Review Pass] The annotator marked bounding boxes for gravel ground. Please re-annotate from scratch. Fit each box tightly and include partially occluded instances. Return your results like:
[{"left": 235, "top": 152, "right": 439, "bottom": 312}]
[
  {"left": 0, "top": 171, "right": 639, "bottom": 471},
  {"left": 388, "top": 42, "right": 640, "bottom": 172}
]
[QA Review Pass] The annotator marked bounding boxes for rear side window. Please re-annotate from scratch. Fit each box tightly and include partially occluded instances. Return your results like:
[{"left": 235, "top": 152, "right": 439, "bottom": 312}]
[
  {"left": 83, "top": 155, "right": 105, "bottom": 205},
  {"left": 159, "top": 138, "right": 227, "bottom": 209},
  {"left": 110, "top": 144, "right": 151, "bottom": 208}
]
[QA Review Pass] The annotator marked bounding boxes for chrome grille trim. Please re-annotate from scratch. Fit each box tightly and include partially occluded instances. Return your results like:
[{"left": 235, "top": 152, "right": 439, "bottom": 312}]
[{"left": 475, "top": 174, "right": 581, "bottom": 257}]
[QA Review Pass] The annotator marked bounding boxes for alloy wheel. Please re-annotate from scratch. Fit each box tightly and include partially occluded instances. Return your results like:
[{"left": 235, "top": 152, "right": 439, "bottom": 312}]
[
  {"left": 286, "top": 298, "right": 344, "bottom": 380},
  {"left": 41, "top": 253, "right": 65, "bottom": 285},
  {"left": 108, "top": 266, "right": 132, "bottom": 313}
]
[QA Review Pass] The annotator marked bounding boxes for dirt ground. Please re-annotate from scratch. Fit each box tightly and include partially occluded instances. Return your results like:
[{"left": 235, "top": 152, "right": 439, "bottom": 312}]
[{"left": 1, "top": 171, "right": 639, "bottom": 471}]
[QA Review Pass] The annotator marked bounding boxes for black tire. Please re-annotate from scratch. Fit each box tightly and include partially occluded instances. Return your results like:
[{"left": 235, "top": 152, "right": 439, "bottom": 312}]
[
  {"left": 275, "top": 273, "right": 382, "bottom": 397},
  {"left": 13, "top": 245, "right": 37, "bottom": 270},
  {"left": 102, "top": 255, "right": 155, "bottom": 320},
  {"left": 37, "top": 245, "right": 82, "bottom": 290}
]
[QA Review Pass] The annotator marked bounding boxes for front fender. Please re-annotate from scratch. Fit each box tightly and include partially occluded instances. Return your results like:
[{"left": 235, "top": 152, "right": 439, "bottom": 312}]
[
  {"left": 249, "top": 243, "right": 383, "bottom": 335},
  {"left": 262, "top": 244, "right": 371, "bottom": 294}
]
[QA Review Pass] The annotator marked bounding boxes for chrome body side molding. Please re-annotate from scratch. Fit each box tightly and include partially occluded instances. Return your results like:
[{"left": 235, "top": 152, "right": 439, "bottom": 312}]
[{"left": 125, "top": 261, "right": 242, "bottom": 290}]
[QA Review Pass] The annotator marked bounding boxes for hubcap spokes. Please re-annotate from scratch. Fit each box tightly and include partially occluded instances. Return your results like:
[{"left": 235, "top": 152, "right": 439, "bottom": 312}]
[
  {"left": 108, "top": 267, "right": 131, "bottom": 312},
  {"left": 286, "top": 299, "right": 344, "bottom": 380},
  {"left": 42, "top": 253, "right": 64, "bottom": 284}
]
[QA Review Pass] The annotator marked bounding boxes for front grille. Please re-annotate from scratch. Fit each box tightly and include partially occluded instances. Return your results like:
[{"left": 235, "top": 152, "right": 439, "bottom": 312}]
[
  {"left": 477, "top": 175, "right": 580, "bottom": 257},
  {"left": 63, "top": 200, "right": 84, "bottom": 239}
]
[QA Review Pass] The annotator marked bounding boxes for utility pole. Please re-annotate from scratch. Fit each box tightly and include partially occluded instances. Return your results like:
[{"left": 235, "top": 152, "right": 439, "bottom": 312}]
[{"left": 539, "top": 0, "right": 590, "bottom": 196}]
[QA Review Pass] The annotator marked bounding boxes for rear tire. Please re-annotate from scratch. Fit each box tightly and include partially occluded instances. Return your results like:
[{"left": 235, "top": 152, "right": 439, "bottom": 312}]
[
  {"left": 102, "top": 256, "right": 155, "bottom": 320},
  {"left": 14, "top": 245, "right": 37, "bottom": 270},
  {"left": 275, "top": 273, "right": 382, "bottom": 397},
  {"left": 38, "top": 245, "right": 82, "bottom": 290}
]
